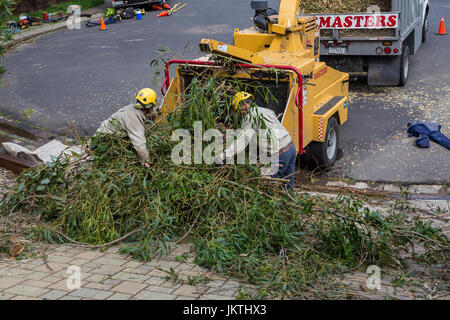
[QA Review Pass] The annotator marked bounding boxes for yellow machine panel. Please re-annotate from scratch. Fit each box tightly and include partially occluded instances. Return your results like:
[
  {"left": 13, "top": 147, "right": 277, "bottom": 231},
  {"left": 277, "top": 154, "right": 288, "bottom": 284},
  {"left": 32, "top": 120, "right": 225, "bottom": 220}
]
[{"left": 161, "top": 0, "right": 350, "bottom": 167}]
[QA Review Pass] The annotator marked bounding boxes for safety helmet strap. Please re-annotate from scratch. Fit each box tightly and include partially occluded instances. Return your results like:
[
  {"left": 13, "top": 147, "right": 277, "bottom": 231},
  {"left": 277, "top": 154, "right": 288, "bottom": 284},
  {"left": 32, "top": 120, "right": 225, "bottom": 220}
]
[{"left": 136, "top": 100, "right": 155, "bottom": 110}]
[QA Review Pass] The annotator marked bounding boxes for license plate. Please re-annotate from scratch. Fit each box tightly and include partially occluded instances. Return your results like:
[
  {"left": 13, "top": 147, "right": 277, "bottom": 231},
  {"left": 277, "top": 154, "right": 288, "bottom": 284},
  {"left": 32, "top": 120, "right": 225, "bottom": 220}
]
[
  {"left": 114, "top": 1, "right": 123, "bottom": 5},
  {"left": 329, "top": 47, "right": 346, "bottom": 54}
]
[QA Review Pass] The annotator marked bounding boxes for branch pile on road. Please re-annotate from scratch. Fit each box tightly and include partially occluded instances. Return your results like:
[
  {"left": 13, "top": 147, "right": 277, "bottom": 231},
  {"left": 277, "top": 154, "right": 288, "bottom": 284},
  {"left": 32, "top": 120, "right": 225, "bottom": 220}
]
[{"left": 0, "top": 72, "right": 448, "bottom": 298}]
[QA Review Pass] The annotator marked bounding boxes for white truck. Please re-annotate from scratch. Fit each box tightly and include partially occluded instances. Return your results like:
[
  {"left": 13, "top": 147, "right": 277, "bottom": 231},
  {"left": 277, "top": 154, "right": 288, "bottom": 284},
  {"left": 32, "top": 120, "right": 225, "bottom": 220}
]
[{"left": 314, "top": 0, "right": 430, "bottom": 86}]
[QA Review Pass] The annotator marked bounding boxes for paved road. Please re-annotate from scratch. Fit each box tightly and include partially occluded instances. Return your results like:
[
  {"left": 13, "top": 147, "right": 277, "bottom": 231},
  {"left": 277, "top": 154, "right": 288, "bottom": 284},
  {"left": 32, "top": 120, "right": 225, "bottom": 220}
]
[
  {"left": 0, "top": 0, "right": 449, "bottom": 184},
  {"left": 338, "top": 0, "right": 450, "bottom": 184},
  {"left": 0, "top": 0, "right": 268, "bottom": 133}
]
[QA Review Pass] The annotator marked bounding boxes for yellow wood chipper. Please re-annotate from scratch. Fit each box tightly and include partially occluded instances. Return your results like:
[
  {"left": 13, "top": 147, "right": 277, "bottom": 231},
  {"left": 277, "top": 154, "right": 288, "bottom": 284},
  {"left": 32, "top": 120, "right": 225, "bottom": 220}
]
[{"left": 160, "top": 0, "right": 349, "bottom": 168}]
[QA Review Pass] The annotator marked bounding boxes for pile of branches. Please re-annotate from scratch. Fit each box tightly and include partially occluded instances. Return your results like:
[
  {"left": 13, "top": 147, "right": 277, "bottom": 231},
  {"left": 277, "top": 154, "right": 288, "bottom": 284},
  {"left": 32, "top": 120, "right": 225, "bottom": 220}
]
[
  {"left": 1, "top": 73, "right": 448, "bottom": 298},
  {"left": 302, "top": 0, "right": 392, "bottom": 13}
]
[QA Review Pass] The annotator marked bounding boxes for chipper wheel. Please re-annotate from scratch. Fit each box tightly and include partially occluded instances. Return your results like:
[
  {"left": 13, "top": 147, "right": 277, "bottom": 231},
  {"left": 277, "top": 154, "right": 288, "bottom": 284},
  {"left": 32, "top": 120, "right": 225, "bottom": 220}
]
[{"left": 309, "top": 117, "right": 339, "bottom": 168}]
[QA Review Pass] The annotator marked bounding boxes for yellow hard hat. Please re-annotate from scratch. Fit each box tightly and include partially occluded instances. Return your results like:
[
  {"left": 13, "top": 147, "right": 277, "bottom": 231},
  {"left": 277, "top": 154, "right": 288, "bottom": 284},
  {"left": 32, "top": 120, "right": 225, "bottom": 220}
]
[
  {"left": 136, "top": 88, "right": 157, "bottom": 109},
  {"left": 232, "top": 91, "right": 254, "bottom": 111}
]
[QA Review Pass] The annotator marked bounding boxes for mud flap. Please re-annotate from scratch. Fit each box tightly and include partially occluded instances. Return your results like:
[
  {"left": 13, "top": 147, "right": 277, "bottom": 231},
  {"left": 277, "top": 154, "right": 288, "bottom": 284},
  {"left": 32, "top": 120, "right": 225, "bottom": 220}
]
[
  {"left": 368, "top": 56, "right": 401, "bottom": 86},
  {"left": 312, "top": 96, "right": 347, "bottom": 142}
]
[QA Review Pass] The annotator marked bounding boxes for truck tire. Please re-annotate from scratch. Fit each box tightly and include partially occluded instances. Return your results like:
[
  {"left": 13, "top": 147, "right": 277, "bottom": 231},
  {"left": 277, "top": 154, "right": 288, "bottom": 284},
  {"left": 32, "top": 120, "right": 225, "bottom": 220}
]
[
  {"left": 422, "top": 13, "right": 428, "bottom": 43},
  {"left": 310, "top": 117, "right": 339, "bottom": 168},
  {"left": 399, "top": 45, "right": 410, "bottom": 86}
]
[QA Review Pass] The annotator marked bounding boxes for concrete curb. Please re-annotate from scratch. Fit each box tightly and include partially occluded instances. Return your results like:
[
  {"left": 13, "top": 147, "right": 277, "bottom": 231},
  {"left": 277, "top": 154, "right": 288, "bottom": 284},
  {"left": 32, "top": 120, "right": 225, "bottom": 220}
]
[
  {"left": 2, "top": 13, "right": 103, "bottom": 49},
  {"left": 325, "top": 180, "right": 449, "bottom": 196}
]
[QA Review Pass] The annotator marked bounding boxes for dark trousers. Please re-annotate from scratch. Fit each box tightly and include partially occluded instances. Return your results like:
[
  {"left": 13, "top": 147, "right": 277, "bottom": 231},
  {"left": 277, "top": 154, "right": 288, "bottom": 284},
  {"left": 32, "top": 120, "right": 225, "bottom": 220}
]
[{"left": 272, "top": 144, "right": 297, "bottom": 189}]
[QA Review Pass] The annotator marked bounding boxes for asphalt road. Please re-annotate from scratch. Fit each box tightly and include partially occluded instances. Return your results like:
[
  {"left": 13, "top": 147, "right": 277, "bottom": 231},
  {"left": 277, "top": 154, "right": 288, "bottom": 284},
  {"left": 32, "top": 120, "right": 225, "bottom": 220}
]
[
  {"left": 338, "top": 0, "right": 450, "bottom": 184},
  {"left": 1, "top": 0, "right": 449, "bottom": 184}
]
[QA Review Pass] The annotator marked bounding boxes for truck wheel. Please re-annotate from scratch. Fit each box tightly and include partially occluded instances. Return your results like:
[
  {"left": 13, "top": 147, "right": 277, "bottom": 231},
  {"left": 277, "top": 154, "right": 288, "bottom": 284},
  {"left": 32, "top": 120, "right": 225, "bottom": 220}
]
[
  {"left": 399, "top": 45, "right": 410, "bottom": 86},
  {"left": 422, "top": 13, "right": 428, "bottom": 43},
  {"left": 310, "top": 117, "right": 339, "bottom": 168}
]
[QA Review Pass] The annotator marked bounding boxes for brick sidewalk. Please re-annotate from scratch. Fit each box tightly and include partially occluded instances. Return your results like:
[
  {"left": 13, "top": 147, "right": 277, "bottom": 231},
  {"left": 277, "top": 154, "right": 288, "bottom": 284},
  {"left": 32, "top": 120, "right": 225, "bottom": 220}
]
[{"left": 0, "top": 243, "right": 243, "bottom": 300}]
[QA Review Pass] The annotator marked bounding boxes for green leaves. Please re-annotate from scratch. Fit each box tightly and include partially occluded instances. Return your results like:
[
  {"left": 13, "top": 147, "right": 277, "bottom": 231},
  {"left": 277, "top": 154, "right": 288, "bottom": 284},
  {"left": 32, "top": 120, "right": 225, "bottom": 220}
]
[
  {"left": 17, "top": 182, "right": 25, "bottom": 193},
  {"left": 0, "top": 0, "right": 15, "bottom": 79},
  {"left": 1, "top": 71, "right": 448, "bottom": 299},
  {"left": 3, "top": 124, "right": 448, "bottom": 299}
]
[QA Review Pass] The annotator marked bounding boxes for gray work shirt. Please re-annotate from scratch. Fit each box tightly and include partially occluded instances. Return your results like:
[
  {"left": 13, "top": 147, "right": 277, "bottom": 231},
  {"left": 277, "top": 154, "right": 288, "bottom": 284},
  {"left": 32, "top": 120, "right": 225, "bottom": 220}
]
[
  {"left": 96, "top": 104, "right": 151, "bottom": 164},
  {"left": 217, "top": 106, "right": 292, "bottom": 162}
]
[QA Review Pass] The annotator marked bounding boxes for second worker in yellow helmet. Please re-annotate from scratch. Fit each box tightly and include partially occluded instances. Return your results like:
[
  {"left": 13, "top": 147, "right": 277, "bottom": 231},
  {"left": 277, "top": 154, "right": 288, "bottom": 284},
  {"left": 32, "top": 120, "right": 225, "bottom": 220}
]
[
  {"left": 96, "top": 88, "right": 158, "bottom": 168},
  {"left": 217, "top": 91, "right": 296, "bottom": 189}
]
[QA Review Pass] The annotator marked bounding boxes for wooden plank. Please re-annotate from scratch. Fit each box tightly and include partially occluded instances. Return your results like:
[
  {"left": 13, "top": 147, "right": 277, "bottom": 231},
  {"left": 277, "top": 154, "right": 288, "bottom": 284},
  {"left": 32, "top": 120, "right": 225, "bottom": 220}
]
[{"left": 0, "top": 153, "right": 37, "bottom": 175}]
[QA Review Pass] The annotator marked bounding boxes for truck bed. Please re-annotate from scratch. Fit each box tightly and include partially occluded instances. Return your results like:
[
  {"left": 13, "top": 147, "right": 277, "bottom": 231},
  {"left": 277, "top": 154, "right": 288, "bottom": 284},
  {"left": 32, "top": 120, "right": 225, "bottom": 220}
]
[
  {"left": 307, "top": 0, "right": 421, "bottom": 41},
  {"left": 320, "top": 29, "right": 395, "bottom": 38},
  {"left": 301, "top": 0, "right": 392, "bottom": 15}
]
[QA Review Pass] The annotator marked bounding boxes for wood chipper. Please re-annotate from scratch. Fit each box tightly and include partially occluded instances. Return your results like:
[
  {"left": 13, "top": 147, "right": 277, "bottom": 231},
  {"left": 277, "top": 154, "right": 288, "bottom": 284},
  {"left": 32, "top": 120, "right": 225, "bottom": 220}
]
[{"left": 160, "top": 0, "right": 350, "bottom": 168}]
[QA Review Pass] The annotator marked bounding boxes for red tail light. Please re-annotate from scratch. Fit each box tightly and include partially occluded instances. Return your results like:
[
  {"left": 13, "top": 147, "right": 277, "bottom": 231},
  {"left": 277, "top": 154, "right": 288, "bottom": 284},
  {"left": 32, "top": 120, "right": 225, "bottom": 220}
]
[{"left": 384, "top": 47, "right": 391, "bottom": 54}]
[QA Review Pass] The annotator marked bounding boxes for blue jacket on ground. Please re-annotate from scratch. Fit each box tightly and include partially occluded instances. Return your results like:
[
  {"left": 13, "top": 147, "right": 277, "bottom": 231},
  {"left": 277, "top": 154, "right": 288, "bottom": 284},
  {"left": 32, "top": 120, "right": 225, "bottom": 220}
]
[{"left": 407, "top": 121, "right": 450, "bottom": 149}]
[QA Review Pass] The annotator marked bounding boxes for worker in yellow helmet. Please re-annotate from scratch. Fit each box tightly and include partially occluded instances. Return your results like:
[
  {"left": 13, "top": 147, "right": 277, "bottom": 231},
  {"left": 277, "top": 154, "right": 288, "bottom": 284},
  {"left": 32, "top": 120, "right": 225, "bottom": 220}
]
[
  {"left": 217, "top": 91, "right": 296, "bottom": 189},
  {"left": 96, "top": 88, "right": 158, "bottom": 168}
]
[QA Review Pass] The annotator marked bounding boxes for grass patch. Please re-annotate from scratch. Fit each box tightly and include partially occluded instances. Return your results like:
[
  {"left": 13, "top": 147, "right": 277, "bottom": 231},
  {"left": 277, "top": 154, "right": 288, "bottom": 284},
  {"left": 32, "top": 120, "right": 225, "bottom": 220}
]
[
  {"left": 22, "top": 107, "right": 35, "bottom": 119},
  {"left": 11, "top": 0, "right": 105, "bottom": 22},
  {"left": 1, "top": 0, "right": 15, "bottom": 83}
]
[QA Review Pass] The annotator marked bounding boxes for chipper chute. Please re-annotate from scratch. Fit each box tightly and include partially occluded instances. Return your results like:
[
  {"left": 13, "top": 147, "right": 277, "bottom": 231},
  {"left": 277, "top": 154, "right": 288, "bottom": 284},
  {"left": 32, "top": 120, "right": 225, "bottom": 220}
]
[{"left": 161, "top": 0, "right": 350, "bottom": 168}]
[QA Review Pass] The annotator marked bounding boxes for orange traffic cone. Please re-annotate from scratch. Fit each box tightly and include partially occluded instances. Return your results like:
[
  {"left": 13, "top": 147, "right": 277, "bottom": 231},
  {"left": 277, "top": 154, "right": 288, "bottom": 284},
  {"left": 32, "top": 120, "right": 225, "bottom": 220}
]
[
  {"left": 163, "top": 3, "right": 171, "bottom": 9},
  {"left": 152, "top": 4, "right": 163, "bottom": 10},
  {"left": 156, "top": 10, "right": 169, "bottom": 17},
  {"left": 100, "top": 16, "right": 106, "bottom": 30},
  {"left": 436, "top": 17, "right": 448, "bottom": 35}
]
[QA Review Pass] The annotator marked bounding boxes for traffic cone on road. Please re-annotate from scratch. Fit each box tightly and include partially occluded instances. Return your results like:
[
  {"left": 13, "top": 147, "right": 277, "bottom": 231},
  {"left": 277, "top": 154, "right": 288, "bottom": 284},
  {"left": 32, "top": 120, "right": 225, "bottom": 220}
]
[
  {"left": 152, "top": 4, "right": 163, "bottom": 10},
  {"left": 163, "top": 3, "right": 171, "bottom": 9},
  {"left": 156, "top": 10, "right": 169, "bottom": 17},
  {"left": 100, "top": 16, "right": 106, "bottom": 30},
  {"left": 436, "top": 17, "right": 448, "bottom": 35}
]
